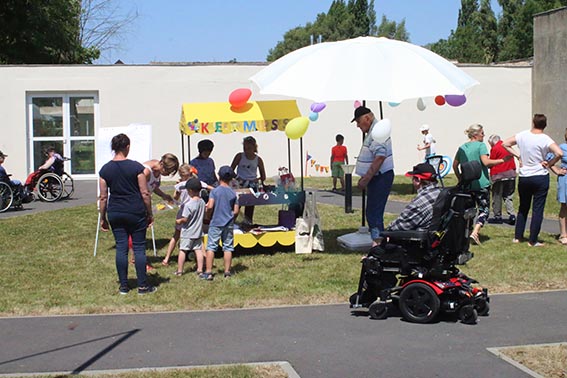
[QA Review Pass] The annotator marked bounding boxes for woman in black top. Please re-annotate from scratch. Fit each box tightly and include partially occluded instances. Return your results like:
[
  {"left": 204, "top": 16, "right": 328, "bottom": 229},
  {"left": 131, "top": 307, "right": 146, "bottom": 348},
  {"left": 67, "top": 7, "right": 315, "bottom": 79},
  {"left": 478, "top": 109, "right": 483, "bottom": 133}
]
[{"left": 99, "top": 133, "right": 156, "bottom": 295}]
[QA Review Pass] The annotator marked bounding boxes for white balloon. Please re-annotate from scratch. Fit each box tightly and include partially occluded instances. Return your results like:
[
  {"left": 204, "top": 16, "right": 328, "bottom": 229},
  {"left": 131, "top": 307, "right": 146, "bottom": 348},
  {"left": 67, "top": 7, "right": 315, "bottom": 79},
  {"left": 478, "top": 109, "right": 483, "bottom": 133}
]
[
  {"left": 417, "top": 98, "right": 426, "bottom": 111},
  {"left": 371, "top": 118, "right": 392, "bottom": 143}
]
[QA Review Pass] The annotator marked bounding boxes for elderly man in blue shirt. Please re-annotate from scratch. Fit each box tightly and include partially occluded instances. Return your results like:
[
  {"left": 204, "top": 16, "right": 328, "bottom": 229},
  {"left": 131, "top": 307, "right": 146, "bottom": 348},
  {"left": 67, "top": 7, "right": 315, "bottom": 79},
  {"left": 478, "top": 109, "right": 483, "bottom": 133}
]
[{"left": 353, "top": 106, "right": 395, "bottom": 246}]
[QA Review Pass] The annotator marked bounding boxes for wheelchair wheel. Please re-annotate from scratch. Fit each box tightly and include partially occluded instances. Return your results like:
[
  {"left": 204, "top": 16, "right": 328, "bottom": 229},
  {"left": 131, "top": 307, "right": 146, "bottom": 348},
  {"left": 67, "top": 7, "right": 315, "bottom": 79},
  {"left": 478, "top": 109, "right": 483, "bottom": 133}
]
[
  {"left": 399, "top": 282, "right": 440, "bottom": 324},
  {"left": 60, "top": 172, "right": 74, "bottom": 199},
  {"left": 368, "top": 300, "right": 388, "bottom": 320},
  {"left": 475, "top": 298, "right": 490, "bottom": 316},
  {"left": 0, "top": 181, "right": 14, "bottom": 213},
  {"left": 458, "top": 305, "right": 478, "bottom": 325},
  {"left": 37, "top": 173, "right": 63, "bottom": 202}
]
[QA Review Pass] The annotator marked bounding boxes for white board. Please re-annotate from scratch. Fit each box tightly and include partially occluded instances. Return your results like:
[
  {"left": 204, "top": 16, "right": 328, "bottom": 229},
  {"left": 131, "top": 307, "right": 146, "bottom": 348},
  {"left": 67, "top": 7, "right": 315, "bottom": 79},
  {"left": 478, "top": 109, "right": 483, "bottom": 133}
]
[{"left": 96, "top": 124, "right": 152, "bottom": 172}]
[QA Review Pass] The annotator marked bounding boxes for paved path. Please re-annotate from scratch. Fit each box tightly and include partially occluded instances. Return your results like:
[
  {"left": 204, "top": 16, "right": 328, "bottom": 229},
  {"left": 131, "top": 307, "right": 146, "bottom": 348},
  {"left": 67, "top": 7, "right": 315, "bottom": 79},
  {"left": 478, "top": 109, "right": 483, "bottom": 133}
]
[{"left": 1, "top": 290, "right": 566, "bottom": 377}]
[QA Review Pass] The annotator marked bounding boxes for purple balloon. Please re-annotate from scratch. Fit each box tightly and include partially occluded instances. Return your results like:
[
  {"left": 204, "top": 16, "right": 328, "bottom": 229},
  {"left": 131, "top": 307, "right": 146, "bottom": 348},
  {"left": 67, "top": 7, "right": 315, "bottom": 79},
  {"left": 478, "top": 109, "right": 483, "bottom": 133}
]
[
  {"left": 445, "top": 94, "right": 467, "bottom": 107},
  {"left": 310, "top": 102, "right": 327, "bottom": 113}
]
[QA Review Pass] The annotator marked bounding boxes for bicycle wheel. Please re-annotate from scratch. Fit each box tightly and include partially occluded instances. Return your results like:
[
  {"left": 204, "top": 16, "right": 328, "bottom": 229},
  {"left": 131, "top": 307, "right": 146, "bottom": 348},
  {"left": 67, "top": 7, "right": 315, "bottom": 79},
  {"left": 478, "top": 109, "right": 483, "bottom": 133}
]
[{"left": 37, "top": 173, "right": 63, "bottom": 202}]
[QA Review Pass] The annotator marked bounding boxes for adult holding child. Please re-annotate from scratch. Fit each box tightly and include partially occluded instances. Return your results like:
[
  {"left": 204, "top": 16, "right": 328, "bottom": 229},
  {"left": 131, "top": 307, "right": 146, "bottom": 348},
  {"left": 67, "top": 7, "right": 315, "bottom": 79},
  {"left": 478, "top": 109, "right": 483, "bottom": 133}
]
[
  {"left": 453, "top": 124, "right": 513, "bottom": 245},
  {"left": 98, "top": 133, "right": 156, "bottom": 295},
  {"left": 502, "top": 114, "right": 563, "bottom": 247}
]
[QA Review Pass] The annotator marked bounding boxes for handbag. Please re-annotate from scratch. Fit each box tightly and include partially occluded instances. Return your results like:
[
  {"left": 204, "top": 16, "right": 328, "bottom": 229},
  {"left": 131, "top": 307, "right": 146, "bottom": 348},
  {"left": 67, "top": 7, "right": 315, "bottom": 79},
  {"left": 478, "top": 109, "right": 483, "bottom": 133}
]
[{"left": 295, "top": 191, "right": 324, "bottom": 253}]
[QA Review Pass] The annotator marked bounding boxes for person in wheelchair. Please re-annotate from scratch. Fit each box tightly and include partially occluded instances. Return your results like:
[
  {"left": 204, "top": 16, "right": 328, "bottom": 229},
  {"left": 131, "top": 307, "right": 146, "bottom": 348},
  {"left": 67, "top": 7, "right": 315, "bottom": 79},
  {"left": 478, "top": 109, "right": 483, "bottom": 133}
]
[
  {"left": 0, "top": 150, "right": 32, "bottom": 206},
  {"left": 387, "top": 162, "right": 441, "bottom": 232},
  {"left": 24, "top": 146, "right": 64, "bottom": 190}
]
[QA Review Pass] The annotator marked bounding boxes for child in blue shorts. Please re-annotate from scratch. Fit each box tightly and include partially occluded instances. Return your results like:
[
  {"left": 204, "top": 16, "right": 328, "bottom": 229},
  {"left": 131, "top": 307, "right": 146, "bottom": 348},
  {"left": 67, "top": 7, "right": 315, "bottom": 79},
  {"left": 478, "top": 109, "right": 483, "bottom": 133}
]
[{"left": 201, "top": 165, "right": 239, "bottom": 280}]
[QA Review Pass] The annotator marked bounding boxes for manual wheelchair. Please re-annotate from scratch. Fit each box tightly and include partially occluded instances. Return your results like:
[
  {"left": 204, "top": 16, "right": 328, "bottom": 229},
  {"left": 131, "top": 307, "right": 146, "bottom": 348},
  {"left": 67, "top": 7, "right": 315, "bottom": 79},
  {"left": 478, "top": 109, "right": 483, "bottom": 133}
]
[
  {"left": 0, "top": 178, "right": 34, "bottom": 213},
  {"left": 350, "top": 161, "right": 489, "bottom": 324},
  {"left": 25, "top": 157, "right": 74, "bottom": 202}
]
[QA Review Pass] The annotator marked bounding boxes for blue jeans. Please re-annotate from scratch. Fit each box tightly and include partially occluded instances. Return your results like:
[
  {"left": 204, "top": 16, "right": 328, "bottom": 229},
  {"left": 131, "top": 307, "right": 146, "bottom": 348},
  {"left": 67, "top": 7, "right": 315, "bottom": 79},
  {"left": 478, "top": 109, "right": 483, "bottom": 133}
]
[
  {"left": 366, "top": 170, "right": 394, "bottom": 240},
  {"left": 108, "top": 212, "right": 148, "bottom": 288},
  {"left": 515, "top": 175, "right": 549, "bottom": 244}
]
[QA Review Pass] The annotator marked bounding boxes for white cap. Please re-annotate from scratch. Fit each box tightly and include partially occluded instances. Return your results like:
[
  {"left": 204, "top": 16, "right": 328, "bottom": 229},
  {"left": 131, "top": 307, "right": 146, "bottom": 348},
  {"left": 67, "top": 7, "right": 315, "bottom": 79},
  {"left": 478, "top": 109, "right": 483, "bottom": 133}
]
[{"left": 420, "top": 124, "right": 430, "bottom": 131}]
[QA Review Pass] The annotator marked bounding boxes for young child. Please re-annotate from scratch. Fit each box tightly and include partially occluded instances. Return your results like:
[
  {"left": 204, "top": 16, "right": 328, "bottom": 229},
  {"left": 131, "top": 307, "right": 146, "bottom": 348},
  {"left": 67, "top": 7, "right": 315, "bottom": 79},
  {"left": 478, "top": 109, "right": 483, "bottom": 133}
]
[
  {"left": 330, "top": 134, "right": 348, "bottom": 191},
  {"left": 230, "top": 136, "right": 266, "bottom": 222},
  {"left": 24, "top": 146, "right": 64, "bottom": 190},
  {"left": 174, "top": 177, "right": 206, "bottom": 276},
  {"left": 161, "top": 163, "right": 197, "bottom": 266},
  {"left": 190, "top": 139, "right": 218, "bottom": 187},
  {"left": 417, "top": 124, "right": 436, "bottom": 159},
  {"left": 200, "top": 166, "right": 239, "bottom": 281}
]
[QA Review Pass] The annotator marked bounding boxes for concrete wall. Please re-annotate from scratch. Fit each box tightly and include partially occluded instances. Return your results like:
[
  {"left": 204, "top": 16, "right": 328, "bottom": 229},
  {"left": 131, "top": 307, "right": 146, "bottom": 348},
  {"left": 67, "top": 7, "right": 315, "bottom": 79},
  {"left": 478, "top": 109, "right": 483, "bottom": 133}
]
[
  {"left": 533, "top": 6, "right": 567, "bottom": 143},
  {"left": 0, "top": 64, "right": 531, "bottom": 182}
]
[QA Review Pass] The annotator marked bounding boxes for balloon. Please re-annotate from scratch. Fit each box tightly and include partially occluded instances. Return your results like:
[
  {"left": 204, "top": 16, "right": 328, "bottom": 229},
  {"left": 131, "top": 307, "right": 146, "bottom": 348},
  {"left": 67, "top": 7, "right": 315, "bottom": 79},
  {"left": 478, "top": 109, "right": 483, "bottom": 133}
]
[
  {"left": 417, "top": 98, "right": 426, "bottom": 111},
  {"left": 388, "top": 102, "right": 400, "bottom": 107},
  {"left": 285, "top": 117, "right": 309, "bottom": 140},
  {"left": 354, "top": 100, "right": 362, "bottom": 108},
  {"left": 310, "top": 102, "right": 326, "bottom": 113},
  {"left": 228, "top": 88, "right": 252, "bottom": 108},
  {"left": 445, "top": 94, "right": 467, "bottom": 107},
  {"left": 434, "top": 95, "right": 446, "bottom": 106},
  {"left": 370, "top": 118, "right": 392, "bottom": 143},
  {"left": 309, "top": 111, "right": 319, "bottom": 122}
]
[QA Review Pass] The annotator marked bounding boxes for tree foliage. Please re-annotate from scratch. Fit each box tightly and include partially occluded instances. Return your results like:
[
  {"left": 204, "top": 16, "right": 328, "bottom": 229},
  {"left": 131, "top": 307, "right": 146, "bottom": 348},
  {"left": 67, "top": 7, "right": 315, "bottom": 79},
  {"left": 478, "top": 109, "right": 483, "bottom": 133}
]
[
  {"left": 428, "top": 0, "right": 567, "bottom": 63},
  {"left": 0, "top": 0, "right": 99, "bottom": 64},
  {"left": 267, "top": 0, "right": 409, "bottom": 62},
  {"left": 0, "top": 0, "right": 136, "bottom": 64}
]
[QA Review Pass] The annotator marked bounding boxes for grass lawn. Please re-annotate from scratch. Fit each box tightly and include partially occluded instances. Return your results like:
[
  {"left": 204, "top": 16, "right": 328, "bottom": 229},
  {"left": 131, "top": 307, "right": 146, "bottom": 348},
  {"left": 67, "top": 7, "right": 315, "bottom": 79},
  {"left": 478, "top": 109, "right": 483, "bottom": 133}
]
[{"left": 1, "top": 175, "right": 566, "bottom": 317}]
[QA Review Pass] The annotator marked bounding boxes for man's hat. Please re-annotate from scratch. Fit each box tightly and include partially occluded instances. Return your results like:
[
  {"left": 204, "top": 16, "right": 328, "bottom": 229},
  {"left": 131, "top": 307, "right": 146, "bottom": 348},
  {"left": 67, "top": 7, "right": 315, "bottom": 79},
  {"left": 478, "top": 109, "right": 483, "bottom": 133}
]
[
  {"left": 351, "top": 106, "right": 372, "bottom": 122},
  {"left": 405, "top": 163, "right": 437, "bottom": 180},
  {"left": 218, "top": 165, "right": 236, "bottom": 181},
  {"left": 0, "top": 151, "right": 6, "bottom": 158},
  {"left": 420, "top": 124, "right": 430, "bottom": 131},
  {"left": 185, "top": 177, "right": 202, "bottom": 192}
]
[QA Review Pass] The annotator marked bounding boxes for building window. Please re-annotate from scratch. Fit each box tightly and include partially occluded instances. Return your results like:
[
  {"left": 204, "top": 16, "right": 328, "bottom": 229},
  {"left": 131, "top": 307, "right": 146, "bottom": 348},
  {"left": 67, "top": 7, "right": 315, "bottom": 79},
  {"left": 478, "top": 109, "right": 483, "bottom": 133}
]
[{"left": 27, "top": 93, "right": 98, "bottom": 176}]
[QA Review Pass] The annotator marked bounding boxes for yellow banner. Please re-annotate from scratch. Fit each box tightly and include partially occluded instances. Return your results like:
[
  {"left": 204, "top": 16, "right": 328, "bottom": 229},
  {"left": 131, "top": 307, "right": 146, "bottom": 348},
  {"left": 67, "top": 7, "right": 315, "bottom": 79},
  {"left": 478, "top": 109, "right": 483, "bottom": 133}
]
[{"left": 179, "top": 100, "right": 301, "bottom": 136}]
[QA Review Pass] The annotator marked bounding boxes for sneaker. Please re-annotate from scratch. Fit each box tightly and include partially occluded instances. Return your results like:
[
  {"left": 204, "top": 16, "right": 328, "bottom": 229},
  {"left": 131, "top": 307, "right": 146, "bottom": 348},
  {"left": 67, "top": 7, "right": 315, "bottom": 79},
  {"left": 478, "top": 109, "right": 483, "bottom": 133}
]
[
  {"left": 119, "top": 285, "right": 130, "bottom": 295},
  {"left": 199, "top": 272, "right": 214, "bottom": 281},
  {"left": 507, "top": 215, "right": 516, "bottom": 225},
  {"left": 488, "top": 217, "right": 503, "bottom": 224},
  {"left": 512, "top": 238, "right": 521, "bottom": 243},
  {"left": 138, "top": 285, "right": 157, "bottom": 295},
  {"left": 528, "top": 242, "right": 545, "bottom": 247},
  {"left": 224, "top": 271, "right": 232, "bottom": 278}
]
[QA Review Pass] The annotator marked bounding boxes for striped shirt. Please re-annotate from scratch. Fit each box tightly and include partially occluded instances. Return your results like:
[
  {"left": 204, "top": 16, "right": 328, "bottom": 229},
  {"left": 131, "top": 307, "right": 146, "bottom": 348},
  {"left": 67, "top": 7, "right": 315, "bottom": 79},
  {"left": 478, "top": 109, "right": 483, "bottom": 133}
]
[{"left": 355, "top": 119, "right": 393, "bottom": 177}]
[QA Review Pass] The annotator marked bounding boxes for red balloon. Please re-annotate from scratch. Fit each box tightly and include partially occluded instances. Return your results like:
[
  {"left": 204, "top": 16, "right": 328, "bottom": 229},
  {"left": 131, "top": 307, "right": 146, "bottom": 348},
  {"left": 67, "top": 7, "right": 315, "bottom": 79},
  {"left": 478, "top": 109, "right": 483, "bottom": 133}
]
[
  {"left": 434, "top": 95, "right": 446, "bottom": 106},
  {"left": 229, "top": 88, "right": 252, "bottom": 108}
]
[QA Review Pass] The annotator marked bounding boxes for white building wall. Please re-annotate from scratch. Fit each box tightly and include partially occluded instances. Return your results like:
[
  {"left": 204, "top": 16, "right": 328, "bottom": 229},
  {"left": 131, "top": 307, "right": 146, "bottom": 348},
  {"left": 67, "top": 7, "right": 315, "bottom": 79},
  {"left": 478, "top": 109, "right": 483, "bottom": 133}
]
[{"left": 0, "top": 64, "right": 531, "bottom": 182}]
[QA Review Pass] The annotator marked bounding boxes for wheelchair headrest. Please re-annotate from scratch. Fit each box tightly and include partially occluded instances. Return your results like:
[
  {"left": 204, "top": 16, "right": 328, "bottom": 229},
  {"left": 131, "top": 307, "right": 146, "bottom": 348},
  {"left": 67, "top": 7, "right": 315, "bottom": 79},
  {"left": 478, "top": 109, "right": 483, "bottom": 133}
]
[{"left": 460, "top": 160, "right": 481, "bottom": 186}]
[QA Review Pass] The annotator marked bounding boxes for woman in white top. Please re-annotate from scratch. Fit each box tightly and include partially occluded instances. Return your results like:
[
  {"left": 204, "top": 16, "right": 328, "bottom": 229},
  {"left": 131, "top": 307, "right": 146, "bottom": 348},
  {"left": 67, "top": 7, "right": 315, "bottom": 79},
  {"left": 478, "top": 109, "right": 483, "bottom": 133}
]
[
  {"left": 230, "top": 136, "right": 266, "bottom": 222},
  {"left": 502, "top": 114, "right": 563, "bottom": 247},
  {"left": 142, "top": 153, "right": 179, "bottom": 203}
]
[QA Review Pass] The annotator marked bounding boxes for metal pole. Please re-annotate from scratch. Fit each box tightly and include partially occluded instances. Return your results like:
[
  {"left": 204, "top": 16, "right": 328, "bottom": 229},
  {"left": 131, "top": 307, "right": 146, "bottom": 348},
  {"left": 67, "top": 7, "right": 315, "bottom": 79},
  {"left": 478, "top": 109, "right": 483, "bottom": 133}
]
[
  {"left": 345, "top": 172, "right": 353, "bottom": 213},
  {"left": 180, "top": 133, "right": 185, "bottom": 164},
  {"left": 300, "top": 137, "right": 304, "bottom": 191}
]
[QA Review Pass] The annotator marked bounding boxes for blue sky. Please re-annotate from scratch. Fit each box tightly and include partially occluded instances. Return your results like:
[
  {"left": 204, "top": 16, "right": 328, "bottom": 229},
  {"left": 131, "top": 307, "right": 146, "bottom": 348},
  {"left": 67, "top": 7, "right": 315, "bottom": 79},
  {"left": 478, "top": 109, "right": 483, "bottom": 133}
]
[{"left": 104, "top": 0, "right": 502, "bottom": 64}]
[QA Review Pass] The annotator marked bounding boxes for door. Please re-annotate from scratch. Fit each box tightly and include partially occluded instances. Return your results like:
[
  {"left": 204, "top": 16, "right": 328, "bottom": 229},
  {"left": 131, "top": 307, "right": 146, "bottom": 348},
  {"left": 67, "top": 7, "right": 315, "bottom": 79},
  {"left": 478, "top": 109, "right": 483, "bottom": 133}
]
[{"left": 28, "top": 93, "right": 98, "bottom": 177}]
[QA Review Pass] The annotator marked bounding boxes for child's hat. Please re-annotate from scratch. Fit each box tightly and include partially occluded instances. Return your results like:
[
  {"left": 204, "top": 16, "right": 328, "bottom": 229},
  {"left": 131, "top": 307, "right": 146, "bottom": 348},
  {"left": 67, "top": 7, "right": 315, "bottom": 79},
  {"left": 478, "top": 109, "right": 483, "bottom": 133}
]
[
  {"left": 420, "top": 124, "right": 430, "bottom": 131},
  {"left": 185, "top": 177, "right": 202, "bottom": 192},
  {"left": 218, "top": 165, "right": 236, "bottom": 180},
  {"left": 0, "top": 151, "right": 6, "bottom": 158}
]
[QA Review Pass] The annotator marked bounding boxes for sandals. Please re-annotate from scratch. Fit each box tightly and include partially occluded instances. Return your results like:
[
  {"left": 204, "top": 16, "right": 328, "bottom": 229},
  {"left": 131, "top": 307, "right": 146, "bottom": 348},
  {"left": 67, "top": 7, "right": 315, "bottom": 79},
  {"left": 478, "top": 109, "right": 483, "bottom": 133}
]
[
  {"left": 559, "top": 236, "right": 567, "bottom": 245},
  {"left": 161, "top": 260, "right": 169, "bottom": 266},
  {"left": 173, "top": 271, "right": 183, "bottom": 276}
]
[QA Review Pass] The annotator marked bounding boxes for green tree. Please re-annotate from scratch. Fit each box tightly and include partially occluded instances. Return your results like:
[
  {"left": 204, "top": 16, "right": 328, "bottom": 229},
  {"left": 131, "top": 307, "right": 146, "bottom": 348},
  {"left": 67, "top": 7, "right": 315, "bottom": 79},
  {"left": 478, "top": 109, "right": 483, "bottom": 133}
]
[
  {"left": 0, "top": 0, "right": 99, "bottom": 64},
  {"left": 267, "top": 0, "right": 407, "bottom": 61},
  {"left": 376, "top": 15, "right": 409, "bottom": 41}
]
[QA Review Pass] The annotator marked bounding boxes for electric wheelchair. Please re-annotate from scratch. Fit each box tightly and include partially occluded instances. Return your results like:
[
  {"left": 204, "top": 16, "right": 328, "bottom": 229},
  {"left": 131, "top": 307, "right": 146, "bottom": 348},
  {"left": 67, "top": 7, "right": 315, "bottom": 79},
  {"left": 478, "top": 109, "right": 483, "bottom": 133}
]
[
  {"left": 350, "top": 160, "right": 489, "bottom": 324},
  {"left": 25, "top": 157, "right": 74, "bottom": 202}
]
